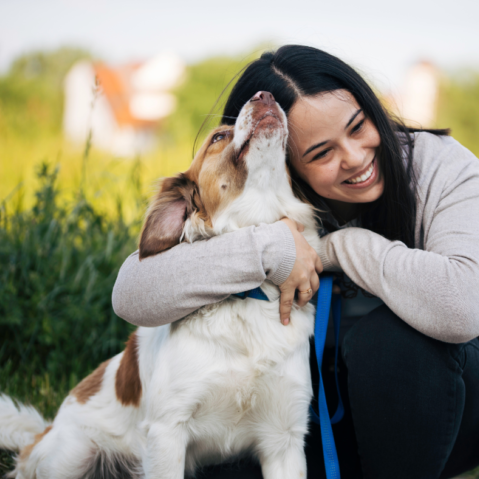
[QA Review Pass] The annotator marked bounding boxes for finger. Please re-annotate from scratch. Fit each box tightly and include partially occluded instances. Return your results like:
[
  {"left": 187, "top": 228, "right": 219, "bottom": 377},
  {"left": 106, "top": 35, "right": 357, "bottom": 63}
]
[
  {"left": 296, "top": 282, "right": 313, "bottom": 308},
  {"left": 279, "top": 289, "right": 295, "bottom": 325},
  {"left": 314, "top": 256, "right": 323, "bottom": 274},
  {"left": 310, "top": 274, "right": 320, "bottom": 295},
  {"left": 333, "top": 285, "right": 341, "bottom": 294}
]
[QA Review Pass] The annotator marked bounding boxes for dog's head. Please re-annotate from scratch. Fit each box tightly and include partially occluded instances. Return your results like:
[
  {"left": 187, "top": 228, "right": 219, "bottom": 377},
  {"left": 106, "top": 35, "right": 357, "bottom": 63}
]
[{"left": 139, "top": 91, "right": 292, "bottom": 260}]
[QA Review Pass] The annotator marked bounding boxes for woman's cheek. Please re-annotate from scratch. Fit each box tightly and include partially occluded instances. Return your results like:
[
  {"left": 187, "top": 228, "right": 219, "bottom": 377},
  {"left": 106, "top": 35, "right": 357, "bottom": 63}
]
[
  {"left": 365, "top": 122, "right": 381, "bottom": 148},
  {"left": 309, "top": 167, "right": 337, "bottom": 197}
]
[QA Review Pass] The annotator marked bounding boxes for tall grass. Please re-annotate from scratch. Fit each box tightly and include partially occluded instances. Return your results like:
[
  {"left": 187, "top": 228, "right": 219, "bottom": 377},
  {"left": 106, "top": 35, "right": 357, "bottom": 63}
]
[
  {"left": 0, "top": 133, "right": 195, "bottom": 222},
  {"left": 0, "top": 161, "right": 143, "bottom": 418}
]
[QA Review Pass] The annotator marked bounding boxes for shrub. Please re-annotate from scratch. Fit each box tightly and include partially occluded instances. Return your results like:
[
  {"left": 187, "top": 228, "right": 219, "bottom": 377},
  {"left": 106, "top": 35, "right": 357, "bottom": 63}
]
[{"left": 0, "top": 163, "right": 139, "bottom": 416}]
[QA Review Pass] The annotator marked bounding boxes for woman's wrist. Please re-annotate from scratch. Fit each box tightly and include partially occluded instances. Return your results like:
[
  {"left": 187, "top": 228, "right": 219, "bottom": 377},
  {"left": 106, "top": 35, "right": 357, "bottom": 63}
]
[
  {"left": 278, "top": 218, "right": 323, "bottom": 324},
  {"left": 256, "top": 221, "right": 297, "bottom": 285},
  {"left": 316, "top": 233, "right": 337, "bottom": 271}
]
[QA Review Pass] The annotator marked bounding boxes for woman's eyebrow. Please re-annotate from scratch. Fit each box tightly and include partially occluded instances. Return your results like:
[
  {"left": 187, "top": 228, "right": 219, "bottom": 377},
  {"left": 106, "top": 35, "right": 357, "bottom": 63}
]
[
  {"left": 345, "top": 109, "right": 362, "bottom": 129},
  {"left": 301, "top": 108, "right": 363, "bottom": 159},
  {"left": 302, "top": 140, "right": 328, "bottom": 158}
]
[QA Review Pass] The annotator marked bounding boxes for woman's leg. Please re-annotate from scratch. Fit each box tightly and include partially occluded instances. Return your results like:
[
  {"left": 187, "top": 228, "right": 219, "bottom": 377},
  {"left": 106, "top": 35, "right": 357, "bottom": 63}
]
[
  {"left": 342, "top": 304, "right": 479, "bottom": 479},
  {"left": 440, "top": 339, "right": 479, "bottom": 478}
]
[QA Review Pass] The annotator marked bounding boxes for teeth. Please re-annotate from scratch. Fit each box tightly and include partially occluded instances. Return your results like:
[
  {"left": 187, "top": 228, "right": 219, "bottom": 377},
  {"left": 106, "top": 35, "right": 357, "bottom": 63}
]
[{"left": 345, "top": 161, "right": 374, "bottom": 184}]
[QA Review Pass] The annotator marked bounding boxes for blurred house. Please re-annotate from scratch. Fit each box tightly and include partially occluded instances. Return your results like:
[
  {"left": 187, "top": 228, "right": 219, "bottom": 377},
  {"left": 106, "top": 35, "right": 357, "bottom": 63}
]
[
  {"left": 63, "top": 52, "right": 184, "bottom": 157},
  {"left": 384, "top": 61, "right": 440, "bottom": 128}
]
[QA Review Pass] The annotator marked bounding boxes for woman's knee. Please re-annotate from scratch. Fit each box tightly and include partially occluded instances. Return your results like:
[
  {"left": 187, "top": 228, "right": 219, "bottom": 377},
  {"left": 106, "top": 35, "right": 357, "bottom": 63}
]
[
  {"left": 341, "top": 304, "right": 464, "bottom": 385},
  {"left": 340, "top": 307, "right": 468, "bottom": 478}
]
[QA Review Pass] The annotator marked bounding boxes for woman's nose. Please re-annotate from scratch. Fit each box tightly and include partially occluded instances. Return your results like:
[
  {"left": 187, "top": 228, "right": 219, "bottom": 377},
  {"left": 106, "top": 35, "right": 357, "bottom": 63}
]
[{"left": 340, "top": 141, "right": 365, "bottom": 169}]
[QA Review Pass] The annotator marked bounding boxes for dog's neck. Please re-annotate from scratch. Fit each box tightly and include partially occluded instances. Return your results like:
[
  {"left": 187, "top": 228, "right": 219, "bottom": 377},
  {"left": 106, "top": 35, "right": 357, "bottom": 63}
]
[{"left": 183, "top": 151, "right": 317, "bottom": 243}]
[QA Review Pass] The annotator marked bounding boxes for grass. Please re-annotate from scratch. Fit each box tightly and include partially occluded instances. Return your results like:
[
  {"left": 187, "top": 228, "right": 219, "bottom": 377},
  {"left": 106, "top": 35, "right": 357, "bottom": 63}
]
[
  {"left": 0, "top": 156, "right": 145, "bottom": 475},
  {"left": 0, "top": 132, "right": 195, "bottom": 223},
  {"left": 0, "top": 161, "right": 143, "bottom": 381}
]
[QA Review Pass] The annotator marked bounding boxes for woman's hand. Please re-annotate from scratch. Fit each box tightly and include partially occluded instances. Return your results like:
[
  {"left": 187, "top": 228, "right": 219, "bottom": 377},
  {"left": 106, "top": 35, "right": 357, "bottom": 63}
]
[{"left": 279, "top": 218, "right": 323, "bottom": 325}]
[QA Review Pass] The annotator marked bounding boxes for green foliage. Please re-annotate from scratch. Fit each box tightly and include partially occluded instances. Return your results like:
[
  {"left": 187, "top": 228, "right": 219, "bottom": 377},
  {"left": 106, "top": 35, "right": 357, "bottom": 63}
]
[
  {"left": 0, "top": 163, "right": 138, "bottom": 406},
  {"left": 437, "top": 71, "right": 479, "bottom": 157},
  {"left": 0, "top": 47, "right": 91, "bottom": 138},
  {"left": 0, "top": 448, "right": 15, "bottom": 476}
]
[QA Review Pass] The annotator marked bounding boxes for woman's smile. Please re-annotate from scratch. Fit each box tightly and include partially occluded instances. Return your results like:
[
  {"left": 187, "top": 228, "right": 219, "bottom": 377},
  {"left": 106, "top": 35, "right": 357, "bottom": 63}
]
[{"left": 343, "top": 157, "right": 378, "bottom": 187}]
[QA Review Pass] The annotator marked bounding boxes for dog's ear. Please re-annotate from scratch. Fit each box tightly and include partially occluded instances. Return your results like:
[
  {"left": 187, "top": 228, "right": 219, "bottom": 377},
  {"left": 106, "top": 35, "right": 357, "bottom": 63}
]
[{"left": 139, "top": 174, "right": 200, "bottom": 260}]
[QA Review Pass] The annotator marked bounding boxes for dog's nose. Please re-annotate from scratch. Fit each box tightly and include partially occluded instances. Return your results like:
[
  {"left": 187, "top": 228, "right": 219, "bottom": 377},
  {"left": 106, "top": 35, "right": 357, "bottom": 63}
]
[{"left": 250, "top": 91, "right": 275, "bottom": 106}]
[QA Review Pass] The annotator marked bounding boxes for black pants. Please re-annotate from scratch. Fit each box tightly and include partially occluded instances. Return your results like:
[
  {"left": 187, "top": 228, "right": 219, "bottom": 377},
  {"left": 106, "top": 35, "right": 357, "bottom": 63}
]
[{"left": 197, "top": 305, "right": 479, "bottom": 479}]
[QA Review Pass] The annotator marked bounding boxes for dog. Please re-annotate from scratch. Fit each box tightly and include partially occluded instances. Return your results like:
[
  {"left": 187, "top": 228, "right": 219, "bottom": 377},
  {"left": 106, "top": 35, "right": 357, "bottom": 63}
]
[{"left": 0, "top": 91, "right": 322, "bottom": 479}]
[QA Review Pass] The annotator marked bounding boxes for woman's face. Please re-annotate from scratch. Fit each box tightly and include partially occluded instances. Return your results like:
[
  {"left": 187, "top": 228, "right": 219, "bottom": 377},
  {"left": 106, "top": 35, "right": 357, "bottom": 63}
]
[{"left": 288, "top": 90, "right": 384, "bottom": 215}]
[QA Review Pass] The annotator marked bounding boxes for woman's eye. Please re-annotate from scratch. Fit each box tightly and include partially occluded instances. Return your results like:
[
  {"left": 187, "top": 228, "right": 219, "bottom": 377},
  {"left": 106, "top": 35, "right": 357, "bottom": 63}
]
[
  {"left": 351, "top": 119, "right": 365, "bottom": 134},
  {"left": 311, "top": 149, "right": 331, "bottom": 161},
  {"left": 212, "top": 133, "right": 225, "bottom": 143}
]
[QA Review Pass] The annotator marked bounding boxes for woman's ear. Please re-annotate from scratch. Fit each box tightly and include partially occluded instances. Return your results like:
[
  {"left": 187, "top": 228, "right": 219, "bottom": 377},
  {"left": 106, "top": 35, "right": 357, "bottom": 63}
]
[{"left": 139, "top": 174, "right": 199, "bottom": 260}]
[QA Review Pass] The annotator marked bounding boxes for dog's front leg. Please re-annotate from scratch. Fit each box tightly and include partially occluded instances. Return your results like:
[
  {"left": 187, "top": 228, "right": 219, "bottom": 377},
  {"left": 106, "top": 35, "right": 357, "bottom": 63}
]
[
  {"left": 143, "top": 421, "right": 188, "bottom": 479},
  {"left": 256, "top": 356, "right": 311, "bottom": 479},
  {"left": 258, "top": 434, "right": 307, "bottom": 479}
]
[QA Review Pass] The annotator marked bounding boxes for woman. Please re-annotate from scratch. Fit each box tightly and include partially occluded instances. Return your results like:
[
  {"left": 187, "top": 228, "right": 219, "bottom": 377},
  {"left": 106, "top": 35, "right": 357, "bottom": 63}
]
[{"left": 112, "top": 46, "right": 479, "bottom": 478}]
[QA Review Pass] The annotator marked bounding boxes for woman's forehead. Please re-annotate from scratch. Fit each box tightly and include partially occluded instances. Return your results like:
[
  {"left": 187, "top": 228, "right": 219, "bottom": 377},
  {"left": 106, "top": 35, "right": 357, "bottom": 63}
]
[
  {"left": 288, "top": 91, "right": 361, "bottom": 146},
  {"left": 289, "top": 90, "right": 360, "bottom": 125}
]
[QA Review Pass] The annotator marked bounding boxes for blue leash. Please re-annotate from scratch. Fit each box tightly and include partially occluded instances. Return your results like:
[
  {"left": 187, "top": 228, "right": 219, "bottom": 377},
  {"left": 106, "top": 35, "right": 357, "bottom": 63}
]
[
  {"left": 309, "top": 274, "right": 343, "bottom": 479},
  {"left": 236, "top": 273, "right": 343, "bottom": 478}
]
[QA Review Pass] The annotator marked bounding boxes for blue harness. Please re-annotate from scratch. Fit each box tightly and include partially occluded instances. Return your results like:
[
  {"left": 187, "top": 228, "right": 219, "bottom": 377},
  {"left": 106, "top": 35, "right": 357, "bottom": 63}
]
[{"left": 236, "top": 273, "right": 343, "bottom": 479}]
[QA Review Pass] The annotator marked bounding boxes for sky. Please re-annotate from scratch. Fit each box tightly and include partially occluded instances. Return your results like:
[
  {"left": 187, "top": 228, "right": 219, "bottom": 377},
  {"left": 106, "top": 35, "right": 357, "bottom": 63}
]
[{"left": 1, "top": 0, "right": 478, "bottom": 93}]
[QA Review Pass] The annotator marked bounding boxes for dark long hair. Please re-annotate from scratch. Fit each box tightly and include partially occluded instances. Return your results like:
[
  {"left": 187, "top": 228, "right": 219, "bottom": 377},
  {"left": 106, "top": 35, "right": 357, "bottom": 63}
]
[{"left": 220, "top": 45, "right": 449, "bottom": 247}]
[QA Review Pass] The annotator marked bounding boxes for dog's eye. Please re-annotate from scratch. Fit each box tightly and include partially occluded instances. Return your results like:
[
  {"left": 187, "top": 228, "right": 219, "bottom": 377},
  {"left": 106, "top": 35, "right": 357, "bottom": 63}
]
[{"left": 212, "top": 133, "right": 226, "bottom": 143}]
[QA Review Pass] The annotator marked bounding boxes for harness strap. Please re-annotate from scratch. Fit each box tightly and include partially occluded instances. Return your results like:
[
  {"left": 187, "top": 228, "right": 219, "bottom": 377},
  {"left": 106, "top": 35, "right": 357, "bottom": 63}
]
[{"left": 233, "top": 287, "right": 269, "bottom": 301}]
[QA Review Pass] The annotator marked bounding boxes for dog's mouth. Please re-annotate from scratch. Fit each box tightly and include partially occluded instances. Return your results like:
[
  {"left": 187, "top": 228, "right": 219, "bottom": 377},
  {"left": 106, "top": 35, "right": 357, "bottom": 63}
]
[
  {"left": 236, "top": 138, "right": 251, "bottom": 163},
  {"left": 236, "top": 112, "right": 283, "bottom": 162}
]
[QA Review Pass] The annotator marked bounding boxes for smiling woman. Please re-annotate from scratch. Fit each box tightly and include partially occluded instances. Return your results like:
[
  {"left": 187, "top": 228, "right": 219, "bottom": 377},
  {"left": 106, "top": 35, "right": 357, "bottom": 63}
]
[
  {"left": 288, "top": 91, "right": 383, "bottom": 222},
  {"left": 111, "top": 45, "right": 479, "bottom": 479}
]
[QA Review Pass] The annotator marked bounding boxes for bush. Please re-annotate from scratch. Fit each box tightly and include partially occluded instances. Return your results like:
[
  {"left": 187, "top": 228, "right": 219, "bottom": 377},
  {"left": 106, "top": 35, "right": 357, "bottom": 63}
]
[
  {"left": 0, "top": 163, "right": 139, "bottom": 416},
  {"left": 437, "top": 71, "right": 479, "bottom": 157}
]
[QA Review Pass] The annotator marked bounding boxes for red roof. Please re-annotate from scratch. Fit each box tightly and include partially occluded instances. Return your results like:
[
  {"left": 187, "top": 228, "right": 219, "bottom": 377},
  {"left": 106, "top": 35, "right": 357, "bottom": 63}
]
[{"left": 93, "top": 63, "right": 157, "bottom": 128}]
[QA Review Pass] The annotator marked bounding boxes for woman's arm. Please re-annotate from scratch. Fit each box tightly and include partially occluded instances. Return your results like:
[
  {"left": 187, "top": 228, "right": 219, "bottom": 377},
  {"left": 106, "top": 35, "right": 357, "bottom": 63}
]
[
  {"left": 112, "top": 222, "right": 302, "bottom": 327},
  {"left": 317, "top": 133, "right": 479, "bottom": 343}
]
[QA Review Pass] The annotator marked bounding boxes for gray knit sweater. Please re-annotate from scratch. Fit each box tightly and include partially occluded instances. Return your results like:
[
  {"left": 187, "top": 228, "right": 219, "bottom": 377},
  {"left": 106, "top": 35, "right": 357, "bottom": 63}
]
[{"left": 112, "top": 133, "right": 479, "bottom": 344}]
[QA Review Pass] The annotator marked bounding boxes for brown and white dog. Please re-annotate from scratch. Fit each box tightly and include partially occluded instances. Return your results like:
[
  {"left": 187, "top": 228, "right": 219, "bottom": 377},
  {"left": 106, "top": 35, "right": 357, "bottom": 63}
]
[{"left": 0, "top": 91, "right": 322, "bottom": 479}]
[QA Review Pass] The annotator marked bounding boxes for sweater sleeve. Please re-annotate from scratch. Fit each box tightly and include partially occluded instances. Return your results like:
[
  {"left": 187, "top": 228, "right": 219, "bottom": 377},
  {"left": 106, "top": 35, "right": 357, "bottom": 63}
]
[
  {"left": 317, "top": 134, "right": 479, "bottom": 344},
  {"left": 112, "top": 221, "right": 296, "bottom": 327}
]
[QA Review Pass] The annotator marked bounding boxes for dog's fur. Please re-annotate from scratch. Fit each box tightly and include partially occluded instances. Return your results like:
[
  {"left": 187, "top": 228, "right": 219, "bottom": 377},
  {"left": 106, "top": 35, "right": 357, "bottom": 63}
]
[{"left": 0, "top": 93, "right": 321, "bottom": 479}]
